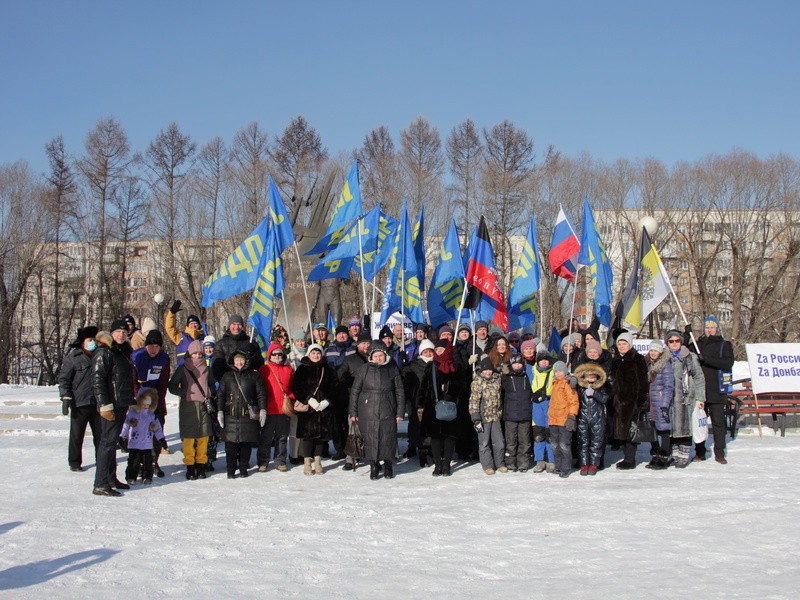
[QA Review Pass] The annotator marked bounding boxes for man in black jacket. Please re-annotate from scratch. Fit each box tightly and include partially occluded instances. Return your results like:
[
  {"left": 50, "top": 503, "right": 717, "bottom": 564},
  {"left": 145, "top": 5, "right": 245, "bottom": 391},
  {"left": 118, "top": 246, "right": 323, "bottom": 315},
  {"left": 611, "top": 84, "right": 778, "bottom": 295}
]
[
  {"left": 92, "top": 320, "right": 136, "bottom": 496},
  {"left": 337, "top": 332, "right": 372, "bottom": 470},
  {"left": 59, "top": 326, "right": 101, "bottom": 472},
  {"left": 211, "top": 315, "right": 264, "bottom": 381},
  {"left": 687, "top": 316, "right": 735, "bottom": 464}
]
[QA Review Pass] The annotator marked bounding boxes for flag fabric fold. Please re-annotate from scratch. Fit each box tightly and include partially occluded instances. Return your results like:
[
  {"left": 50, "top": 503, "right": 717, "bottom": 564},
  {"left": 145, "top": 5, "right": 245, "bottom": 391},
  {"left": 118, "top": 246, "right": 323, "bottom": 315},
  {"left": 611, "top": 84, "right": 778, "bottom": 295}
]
[
  {"left": 577, "top": 197, "right": 614, "bottom": 327},
  {"left": 507, "top": 216, "right": 541, "bottom": 331},
  {"left": 548, "top": 205, "right": 581, "bottom": 281},
  {"left": 306, "top": 205, "right": 382, "bottom": 282},
  {"left": 247, "top": 222, "right": 286, "bottom": 344},
  {"left": 615, "top": 227, "right": 670, "bottom": 329},
  {"left": 379, "top": 201, "right": 424, "bottom": 325},
  {"left": 464, "top": 217, "right": 508, "bottom": 331},
  {"left": 305, "top": 160, "right": 363, "bottom": 256},
  {"left": 268, "top": 175, "right": 296, "bottom": 256},
  {"left": 427, "top": 219, "right": 466, "bottom": 328}
]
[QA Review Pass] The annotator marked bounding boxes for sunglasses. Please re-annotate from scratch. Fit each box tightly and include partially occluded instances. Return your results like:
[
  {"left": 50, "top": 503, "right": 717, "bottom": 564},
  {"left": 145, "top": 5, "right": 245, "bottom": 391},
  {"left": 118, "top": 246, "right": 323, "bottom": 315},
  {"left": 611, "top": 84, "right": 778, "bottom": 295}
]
[
  {"left": 667, "top": 339, "right": 681, "bottom": 344},
  {"left": 270, "top": 352, "right": 284, "bottom": 357}
]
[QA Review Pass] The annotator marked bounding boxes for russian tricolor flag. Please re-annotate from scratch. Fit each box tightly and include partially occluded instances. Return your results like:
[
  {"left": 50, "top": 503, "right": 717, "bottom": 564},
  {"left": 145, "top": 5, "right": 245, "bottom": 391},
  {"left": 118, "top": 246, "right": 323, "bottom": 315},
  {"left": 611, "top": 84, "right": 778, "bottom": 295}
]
[{"left": 548, "top": 205, "right": 581, "bottom": 281}]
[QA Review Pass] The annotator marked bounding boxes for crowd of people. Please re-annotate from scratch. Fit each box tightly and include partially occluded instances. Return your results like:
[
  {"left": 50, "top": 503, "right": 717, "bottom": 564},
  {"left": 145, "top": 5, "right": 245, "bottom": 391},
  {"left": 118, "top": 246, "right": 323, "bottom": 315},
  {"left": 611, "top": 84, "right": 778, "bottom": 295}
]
[{"left": 57, "top": 300, "right": 735, "bottom": 497}]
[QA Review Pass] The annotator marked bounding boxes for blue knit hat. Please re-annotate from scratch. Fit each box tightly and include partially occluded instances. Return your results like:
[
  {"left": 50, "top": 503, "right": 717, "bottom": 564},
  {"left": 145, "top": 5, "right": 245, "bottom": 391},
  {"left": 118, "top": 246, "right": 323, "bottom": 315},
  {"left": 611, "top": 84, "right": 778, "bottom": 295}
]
[{"left": 704, "top": 315, "right": 719, "bottom": 329}]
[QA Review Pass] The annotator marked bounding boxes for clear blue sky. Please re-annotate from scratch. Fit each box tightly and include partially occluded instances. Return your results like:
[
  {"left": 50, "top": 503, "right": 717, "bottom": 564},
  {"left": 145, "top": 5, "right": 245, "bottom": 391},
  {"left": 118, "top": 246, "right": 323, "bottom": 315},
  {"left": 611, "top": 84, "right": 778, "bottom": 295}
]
[{"left": 1, "top": 1, "right": 798, "bottom": 175}]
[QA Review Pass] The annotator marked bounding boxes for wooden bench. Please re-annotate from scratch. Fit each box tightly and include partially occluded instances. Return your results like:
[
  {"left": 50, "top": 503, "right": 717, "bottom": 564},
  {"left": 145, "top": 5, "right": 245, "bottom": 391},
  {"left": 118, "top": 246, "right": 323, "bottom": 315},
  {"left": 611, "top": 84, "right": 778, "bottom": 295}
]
[{"left": 725, "top": 379, "right": 800, "bottom": 438}]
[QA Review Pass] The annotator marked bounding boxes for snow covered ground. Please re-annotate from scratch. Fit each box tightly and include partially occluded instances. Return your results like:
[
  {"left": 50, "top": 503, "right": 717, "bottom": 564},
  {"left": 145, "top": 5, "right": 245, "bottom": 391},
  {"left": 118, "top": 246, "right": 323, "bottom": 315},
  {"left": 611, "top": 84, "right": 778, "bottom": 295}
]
[{"left": 1, "top": 384, "right": 799, "bottom": 599}]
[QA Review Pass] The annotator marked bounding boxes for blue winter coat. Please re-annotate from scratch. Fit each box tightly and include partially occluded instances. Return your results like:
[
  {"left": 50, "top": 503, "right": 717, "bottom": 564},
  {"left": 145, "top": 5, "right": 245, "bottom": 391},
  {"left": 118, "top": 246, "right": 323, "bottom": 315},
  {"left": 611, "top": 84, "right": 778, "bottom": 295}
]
[{"left": 647, "top": 351, "right": 674, "bottom": 431}]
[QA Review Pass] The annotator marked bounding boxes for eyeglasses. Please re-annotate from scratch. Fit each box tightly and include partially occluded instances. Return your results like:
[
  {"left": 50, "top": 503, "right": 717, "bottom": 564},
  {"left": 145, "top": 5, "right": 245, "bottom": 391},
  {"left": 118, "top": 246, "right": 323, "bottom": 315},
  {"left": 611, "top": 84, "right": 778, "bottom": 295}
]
[
  {"left": 270, "top": 352, "right": 284, "bottom": 357},
  {"left": 667, "top": 339, "right": 681, "bottom": 344}
]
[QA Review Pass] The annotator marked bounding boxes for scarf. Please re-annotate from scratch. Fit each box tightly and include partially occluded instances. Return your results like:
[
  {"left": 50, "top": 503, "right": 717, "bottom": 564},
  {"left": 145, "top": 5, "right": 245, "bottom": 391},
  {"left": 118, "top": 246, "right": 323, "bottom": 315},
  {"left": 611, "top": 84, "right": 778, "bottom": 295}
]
[
  {"left": 433, "top": 341, "right": 456, "bottom": 375},
  {"left": 184, "top": 356, "right": 210, "bottom": 402}
]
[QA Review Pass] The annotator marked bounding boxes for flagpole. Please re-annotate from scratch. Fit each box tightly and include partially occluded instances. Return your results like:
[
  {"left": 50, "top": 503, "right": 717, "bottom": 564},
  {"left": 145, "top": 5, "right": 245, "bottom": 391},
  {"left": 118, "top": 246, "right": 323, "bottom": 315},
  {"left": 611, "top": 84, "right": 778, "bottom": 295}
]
[
  {"left": 454, "top": 281, "right": 470, "bottom": 333},
  {"left": 652, "top": 245, "right": 702, "bottom": 356},
  {"left": 400, "top": 269, "right": 406, "bottom": 352},
  {"left": 281, "top": 295, "right": 291, "bottom": 339},
  {"left": 357, "top": 222, "right": 369, "bottom": 319},
  {"left": 292, "top": 241, "right": 314, "bottom": 333},
  {"left": 566, "top": 272, "right": 579, "bottom": 370},
  {"left": 538, "top": 286, "right": 544, "bottom": 341}
]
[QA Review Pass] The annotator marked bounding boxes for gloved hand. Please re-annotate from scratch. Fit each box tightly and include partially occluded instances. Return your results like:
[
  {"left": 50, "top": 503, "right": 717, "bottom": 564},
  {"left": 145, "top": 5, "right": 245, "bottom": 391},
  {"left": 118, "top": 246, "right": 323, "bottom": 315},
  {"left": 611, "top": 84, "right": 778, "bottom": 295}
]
[
  {"left": 100, "top": 408, "right": 115, "bottom": 422},
  {"left": 118, "top": 436, "right": 128, "bottom": 452},
  {"left": 568, "top": 376, "right": 578, "bottom": 389},
  {"left": 468, "top": 354, "right": 478, "bottom": 365},
  {"left": 684, "top": 323, "right": 692, "bottom": 334},
  {"left": 205, "top": 398, "right": 216, "bottom": 416},
  {"left": 473, "top": 420, "right": 484, "bottom": 433},
  {"left": 308, "top": 398, "right": 321, "bottom": 411},
  {"left": 417, "top": 408, "right": 424, "bottom": 421},
  {"left": 61, "top": 397, "right": 71, "bottom": 416},
  {"left": 294, "top": 400, "right": 309, "bottom": 413},
  {"left": 397, "top": 350, "right": 407, "bottom": 365},
  {"left": 318, "top": 400, "right": 330, "bottom": 411},
  {"left": 259, "top": 409, "right": 267, "bottom": 427},
  {"left": 695, "top": 401, "right": 704, "bottom": 410},
  {"left": 661, "top": 407, "right": 671, "bottom": 424},
  {"left": 159, "top": 438, "right": 169, "bottom": 451},
  {"left": 169, "top": 299, "right": 182, "bottom": 314},
  {"left": 218, "top": 413, "right": 225, "bottom": 428},
  {"left": 585, "top": 387, "right": 594, "bottom": 398},
  {"left": 565, "top": 415, "right": 577, "bottom": 432}
]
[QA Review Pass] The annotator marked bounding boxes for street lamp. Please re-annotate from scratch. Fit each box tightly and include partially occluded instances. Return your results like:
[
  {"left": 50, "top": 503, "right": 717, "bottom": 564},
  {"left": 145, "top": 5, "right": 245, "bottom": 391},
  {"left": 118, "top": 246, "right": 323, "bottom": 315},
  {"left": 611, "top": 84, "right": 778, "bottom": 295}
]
[{"left": 154, "top": 293, "right": 165, "bottom": 326}]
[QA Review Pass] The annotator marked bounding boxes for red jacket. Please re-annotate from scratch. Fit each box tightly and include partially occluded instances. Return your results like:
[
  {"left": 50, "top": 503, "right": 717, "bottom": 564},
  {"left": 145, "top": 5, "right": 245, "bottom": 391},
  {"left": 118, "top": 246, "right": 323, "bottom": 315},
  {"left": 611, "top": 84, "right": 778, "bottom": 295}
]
[{"left": 258, "top": 343, "right": 295, "bottom": 415}]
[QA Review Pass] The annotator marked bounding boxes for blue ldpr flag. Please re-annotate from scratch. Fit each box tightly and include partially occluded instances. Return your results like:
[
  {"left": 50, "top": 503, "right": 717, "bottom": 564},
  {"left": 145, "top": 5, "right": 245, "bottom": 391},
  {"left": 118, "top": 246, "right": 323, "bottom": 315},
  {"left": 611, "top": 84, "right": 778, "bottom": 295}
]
[
  {"left": 508, "top": 216, "right": 541, "bottom": 330},
  {"left": 548, "top": 327, "right": 562, "bottom": 356},
  {"left": 427, "top": 219, "right": 466, "bottom": 328},
  {"left": 412, "top": 205, "right": 425, "bottom": 292},
  {"left": 305, "top": 160, "right": 363, "bottom": 255},
  {"left": 577, "top": 196, "right": 614, "bottom": 327},
  {"left": 380, "top": 201, "right": 424, "bottom": 324},
  {"left": 247, "top": 222, "right": 285, "bottom": 344},
  {"left": 268, "top": 175, "right": 295, "bottom": 256},
  {"left": 307, "top": 206, "right": 381, "bottom": 282},
  {"left": 327, "top": 310, "right": 336, "bottom": 332},
  {"left": 356, "top": 212, "right": 399, "bottom": 282},
  {"left": 202, "top": 214, "right": 269, "bottom": 307}
]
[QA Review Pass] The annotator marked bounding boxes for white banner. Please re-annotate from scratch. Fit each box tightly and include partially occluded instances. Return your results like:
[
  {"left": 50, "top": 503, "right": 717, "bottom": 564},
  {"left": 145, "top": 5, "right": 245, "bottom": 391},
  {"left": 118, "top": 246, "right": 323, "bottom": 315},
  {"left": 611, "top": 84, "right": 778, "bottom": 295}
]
[{"left": 745, "top": 343, "right": 800, "bottom": 394}]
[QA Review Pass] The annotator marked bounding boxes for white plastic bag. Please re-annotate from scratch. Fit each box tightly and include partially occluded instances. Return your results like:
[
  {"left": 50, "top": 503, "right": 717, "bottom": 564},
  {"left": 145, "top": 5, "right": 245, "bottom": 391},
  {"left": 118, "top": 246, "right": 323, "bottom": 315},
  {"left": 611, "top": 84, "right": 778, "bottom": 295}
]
[{"left": 692, "top": 405, "right": 709, "bottom": 444}]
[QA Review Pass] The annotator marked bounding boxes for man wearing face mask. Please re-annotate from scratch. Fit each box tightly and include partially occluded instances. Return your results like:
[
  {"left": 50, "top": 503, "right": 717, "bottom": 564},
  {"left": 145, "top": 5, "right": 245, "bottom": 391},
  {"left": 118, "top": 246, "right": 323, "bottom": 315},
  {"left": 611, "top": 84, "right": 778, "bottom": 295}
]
[{"left": 59, "top": 326, "right": 102, "bottom": 473}]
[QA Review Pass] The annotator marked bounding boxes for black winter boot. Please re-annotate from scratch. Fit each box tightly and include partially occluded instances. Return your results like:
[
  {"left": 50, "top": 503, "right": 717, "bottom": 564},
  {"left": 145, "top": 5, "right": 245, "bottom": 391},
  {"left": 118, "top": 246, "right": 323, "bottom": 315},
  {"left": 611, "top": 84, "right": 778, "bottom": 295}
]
[
  {"left": 383, "top": 460, "right": 395, "bottom": 479},
  {"left": 195, "top": 464, "right": 207, "bottom": 479},
  {"left": 442, "top": 460, "right": 452, "bottom": 477},
  {"left": 418, "top": 449, "right": 429, "bottom": 468},
  {"left": 432, "top": 458, "right": 443, "bottom": 477},
  {"left": 239, "top": 463, "right": 249, "bottom": 478},
  {"left": 227, "top": 467, "right": 236, "bottom": 479},
  {"left": 369, "top": 461, "right": 380, "bottom": 480},
  {"left": 186, "top": 465, "right": 196, "bottom": 480}
]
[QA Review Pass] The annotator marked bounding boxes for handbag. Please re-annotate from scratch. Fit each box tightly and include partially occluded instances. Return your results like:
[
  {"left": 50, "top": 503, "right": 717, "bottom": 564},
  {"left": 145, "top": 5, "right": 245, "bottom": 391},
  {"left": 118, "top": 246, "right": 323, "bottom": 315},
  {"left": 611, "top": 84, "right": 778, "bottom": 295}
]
[
  {"left": 717, "top": 341, "right": 733, "bottom": 395},
  {"left": 234, "top": 375, "right": 259, "bottom": 421},
  {"left": 629, "top": 412, "right": 657, "bottom": 444},
  {"left": 432, "top": 366, "right": 457, "bottom": 422},
  {"left": 344, "top": 420, "right": 365, "bottom": 458},
  {"left": 692, "top": 405, "right": 709, "bottom": 444},
  {"left": 266, "top": 363, "right": 295, "bottom": 416}
]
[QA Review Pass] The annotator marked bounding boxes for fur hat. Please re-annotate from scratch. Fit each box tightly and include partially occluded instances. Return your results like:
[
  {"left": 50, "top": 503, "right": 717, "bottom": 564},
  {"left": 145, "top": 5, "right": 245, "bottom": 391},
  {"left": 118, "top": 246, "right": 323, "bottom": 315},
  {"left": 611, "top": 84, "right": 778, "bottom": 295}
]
[
  {"left": 418, "top": 339, "right": 435, "bottom": 354},
  {"left": 552, "top": 361, "right": 569, "bottom": 376},
  {"left": 335, "top": 325, "right": 349, "bottom": 335},
  {"left": 616, "top": 331, "right": 634, "bottom": 348},
  {"left": 479, "top": 357, "right": 495, "bottom": 372},
  {"left": 71, "top": 326, "right": 99, "bottom": 348},
  {"left": 574, "top": 363, "right": 607, "bottom": 388},
  {"left": 136, "top": 387, "right": 159, "bottom": 409},
  {"left": 144, "top": 330, "right": 163, "bottom": 347}
]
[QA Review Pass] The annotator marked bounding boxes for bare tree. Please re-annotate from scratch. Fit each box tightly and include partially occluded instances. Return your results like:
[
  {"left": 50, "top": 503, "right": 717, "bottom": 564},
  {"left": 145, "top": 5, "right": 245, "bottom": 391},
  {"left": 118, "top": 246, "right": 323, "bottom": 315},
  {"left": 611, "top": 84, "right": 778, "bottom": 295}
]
[
  {"left": 231, "top": 121, "right": 270, "bottom": 232},
  {"left": 446, "top": 118, "right": 483, "bottom": 245},
  {"left": 78, "top": 117, "right": 134, "bottom": 327},
  {"left": 272, "top": 115, "right": 328, "bottom": 208},
  {"left": 399, "top": 115, "right": 445, "bottom": 224},
  {"left": 356, "top": 125, "right": 402, "bottom": 212}
]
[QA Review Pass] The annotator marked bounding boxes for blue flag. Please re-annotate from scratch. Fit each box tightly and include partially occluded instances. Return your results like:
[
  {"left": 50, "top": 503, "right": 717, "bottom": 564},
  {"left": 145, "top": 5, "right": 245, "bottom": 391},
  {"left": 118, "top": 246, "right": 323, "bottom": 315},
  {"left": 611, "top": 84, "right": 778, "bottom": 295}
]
[
  {"left": 380, "top": 201, "right": 424, "bottom": 324},
  {"left": 426, "top": 219, "right": 466, "bottom": 328},
  {"left": 202, "top": 215, "right": 269, "bottom": 307},
  {"left": 327, "top": 310, "right": 336, "bottom": 332},
  {"left": 577, "top": 197, "right": 614, "bottom": 327},
  {"left": 355, "top": 212, "right": 398, "bottom": 282},
  {"left": 548, "top": 327, "right": 562, "bottom": 356},
  {"left": 247, "top": 222, "right": 285, "bottom": 345},
  {"left": 305, "top": 160, "right": 363, "bottom": 255},
  {"left": 412, "top": 205, "right": 425, "bottom": 291},
  {"left": 307, "top": 205, "right": 382, "bottom": 282},
  {"left": 268, "top": 175, "right": 296, "bottom": 256},
  {"left": 508, "top": 216, "right": 541, "bottom": 330}
]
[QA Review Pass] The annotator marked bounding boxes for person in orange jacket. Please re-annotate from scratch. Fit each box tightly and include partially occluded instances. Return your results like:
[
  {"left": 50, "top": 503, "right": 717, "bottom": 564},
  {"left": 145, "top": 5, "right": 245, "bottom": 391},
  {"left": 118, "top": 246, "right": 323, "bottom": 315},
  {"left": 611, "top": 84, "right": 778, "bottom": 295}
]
[{"left": 548, "top": 361, "right": 579, "bottom": 478}]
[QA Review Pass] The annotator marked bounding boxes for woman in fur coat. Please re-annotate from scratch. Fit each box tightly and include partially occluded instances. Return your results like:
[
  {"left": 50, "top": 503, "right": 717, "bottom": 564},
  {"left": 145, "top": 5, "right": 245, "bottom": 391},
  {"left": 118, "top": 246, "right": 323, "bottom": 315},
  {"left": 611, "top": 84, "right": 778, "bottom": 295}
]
[
  {"left": 665, "top": 329, "right": 705, "bottom": 468},
  {"left": 610, "top": 331, "right": 649, "bottom": 470},
  {"left": 292, "top": 344, "right": 337, "bottom": 475}
]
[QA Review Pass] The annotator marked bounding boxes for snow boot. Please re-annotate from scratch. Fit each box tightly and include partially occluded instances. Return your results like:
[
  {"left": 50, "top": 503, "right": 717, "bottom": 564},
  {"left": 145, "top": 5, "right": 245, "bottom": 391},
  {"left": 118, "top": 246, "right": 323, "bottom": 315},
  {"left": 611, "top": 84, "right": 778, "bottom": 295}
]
[
  {"left": 579, "top": 466, "right": 589, "bottom": 476},
  {"left": 432, "top": 458, "right": 442, "bottom": 477},
  {"left": 370, "top": 461, "right": 380, "bottom": 480},
  {"left": 196, "top": 464, "right": 207, "bottom": 479},
  {"left": 303, "top": 457, "right": 313, "bottom": 475},
  {"left": 383, "top": 460, "right": 394, "bottom": 479},
  {"left": 314, "top": 456, "right": 324, "bottom": 475},
  {"left": 186, "top": 465, "right": 196, "bottom": 480},
  {"left": 239, "top": 462, "right": 249, "bottom": 478},
  {"left": 532, "top": 461, "right": 547, "bottom": 473},
  {"left": 442, "top": 460, "right": 452, "bottom": 477},
  {"left": 418, "top": 449, "right": 429, "bottom": 468},
  {"left": 227, "top": 467, "right": 236, "bottom": 479},
  {"left": 545, "top": 462, "right": 556, "bottom": 473}
]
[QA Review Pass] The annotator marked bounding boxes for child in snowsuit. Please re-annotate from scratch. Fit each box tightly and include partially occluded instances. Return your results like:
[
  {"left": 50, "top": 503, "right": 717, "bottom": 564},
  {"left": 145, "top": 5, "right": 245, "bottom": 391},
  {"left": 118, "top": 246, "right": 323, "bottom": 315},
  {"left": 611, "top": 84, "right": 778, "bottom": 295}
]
[
  {"left": 120, "top": 388, "right": 168, "bottom": 484},
  {"left": 469, "top": 358, "right": 506, "bottom": 475},
  {"left": 530, "top": 352, "right": 554, "bottom": 473},
  {"left": 501, "top": 354, "right": 533, "bottom": 472},
  {"left": 574, "top": 363, "right": 610, "bottom": 476},
  {"left": 548, "top": 361, "right": 579, "bottom": 478}
]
